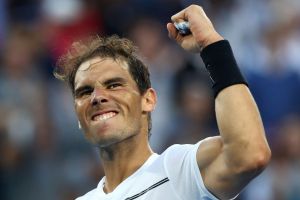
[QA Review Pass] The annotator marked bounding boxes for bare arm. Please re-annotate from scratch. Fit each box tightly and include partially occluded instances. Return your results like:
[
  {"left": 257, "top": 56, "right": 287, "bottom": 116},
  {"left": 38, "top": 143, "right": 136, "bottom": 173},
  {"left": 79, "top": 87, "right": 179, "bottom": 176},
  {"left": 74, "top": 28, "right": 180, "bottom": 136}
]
[{"left": 167, "top": 5, "right": 271, "bottom": 199}]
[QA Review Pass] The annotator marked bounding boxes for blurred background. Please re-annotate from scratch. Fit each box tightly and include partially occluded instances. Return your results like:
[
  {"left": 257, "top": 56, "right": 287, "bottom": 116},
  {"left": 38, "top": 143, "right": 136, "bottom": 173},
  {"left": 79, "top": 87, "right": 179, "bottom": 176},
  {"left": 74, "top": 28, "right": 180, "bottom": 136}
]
[{"left": 0, "top": 0, "right": 300, "bottom": 199}]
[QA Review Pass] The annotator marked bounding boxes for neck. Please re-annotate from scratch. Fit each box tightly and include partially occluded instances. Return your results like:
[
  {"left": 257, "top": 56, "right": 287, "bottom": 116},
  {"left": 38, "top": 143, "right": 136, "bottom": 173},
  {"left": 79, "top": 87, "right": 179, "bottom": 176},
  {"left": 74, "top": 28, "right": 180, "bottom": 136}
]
[{"left": 99, "top": 133, "right": 153, "bottom": 193}]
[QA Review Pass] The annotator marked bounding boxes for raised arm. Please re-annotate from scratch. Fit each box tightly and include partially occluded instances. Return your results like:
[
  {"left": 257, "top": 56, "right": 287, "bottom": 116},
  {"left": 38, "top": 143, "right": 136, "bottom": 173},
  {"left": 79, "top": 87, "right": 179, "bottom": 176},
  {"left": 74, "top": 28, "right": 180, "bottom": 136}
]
[{"left": 167, "top": 5, "right": 271, "bottom": 199}]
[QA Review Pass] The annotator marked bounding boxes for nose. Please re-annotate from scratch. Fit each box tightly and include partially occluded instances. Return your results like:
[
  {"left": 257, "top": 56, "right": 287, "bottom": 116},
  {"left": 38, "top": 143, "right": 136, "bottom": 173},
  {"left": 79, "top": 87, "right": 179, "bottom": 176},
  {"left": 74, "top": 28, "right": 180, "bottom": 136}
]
[{"left": 90, "top": 88, "right": 108, "bottom": 106}]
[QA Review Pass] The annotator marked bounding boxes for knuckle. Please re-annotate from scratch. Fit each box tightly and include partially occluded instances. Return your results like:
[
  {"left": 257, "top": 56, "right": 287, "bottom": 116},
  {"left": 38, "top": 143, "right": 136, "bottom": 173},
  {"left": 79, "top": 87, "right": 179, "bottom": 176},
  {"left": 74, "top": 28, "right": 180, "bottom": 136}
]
[
  {"left": 189, "top": 4, "right": 201, "bottom": 10},
  {"left": 171, "top": 15, "right": 176, "bottom": 21}
]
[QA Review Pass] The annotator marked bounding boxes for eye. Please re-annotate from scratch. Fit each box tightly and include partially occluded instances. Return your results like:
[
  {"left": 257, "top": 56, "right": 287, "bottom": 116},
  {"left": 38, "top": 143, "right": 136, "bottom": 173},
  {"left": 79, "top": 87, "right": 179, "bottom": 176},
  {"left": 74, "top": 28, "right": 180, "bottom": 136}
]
[
  {"left": 75, "top": 88, "right": 93, "bottom": 98},
  {"left": 107, "top": 83, "right": 122, "bottom": 89}
]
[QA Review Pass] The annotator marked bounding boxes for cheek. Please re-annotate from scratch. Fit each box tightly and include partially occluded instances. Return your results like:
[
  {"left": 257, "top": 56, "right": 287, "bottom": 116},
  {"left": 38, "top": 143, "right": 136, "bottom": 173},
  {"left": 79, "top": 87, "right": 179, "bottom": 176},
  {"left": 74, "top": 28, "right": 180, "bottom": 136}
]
[
  {"left": 126, "top": 96, "right": 142, "bottom": 116},
  {"left": 75, "top": 99, "right": 86, "bottom": 107},
  {"left": 74, "top": 100, "right": 88, "bottom": 121},
  {"left": 115, "top": 91, "right": 142, "bottom": 115}
]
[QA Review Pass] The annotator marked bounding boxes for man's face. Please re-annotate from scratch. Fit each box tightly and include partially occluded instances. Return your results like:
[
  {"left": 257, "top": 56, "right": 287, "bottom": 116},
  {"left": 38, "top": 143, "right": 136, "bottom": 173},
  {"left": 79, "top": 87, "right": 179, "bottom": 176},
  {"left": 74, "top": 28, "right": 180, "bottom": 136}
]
[{"left": 74, "top": 57, "right": 155, "bottom": 147}]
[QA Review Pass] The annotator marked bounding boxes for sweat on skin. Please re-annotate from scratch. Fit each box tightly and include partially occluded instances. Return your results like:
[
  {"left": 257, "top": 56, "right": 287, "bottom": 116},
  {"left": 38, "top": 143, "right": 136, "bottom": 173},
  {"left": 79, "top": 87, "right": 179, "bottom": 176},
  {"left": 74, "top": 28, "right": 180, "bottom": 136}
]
[{"left": 73, "top": 56, "right": 157, "bottom": 191}]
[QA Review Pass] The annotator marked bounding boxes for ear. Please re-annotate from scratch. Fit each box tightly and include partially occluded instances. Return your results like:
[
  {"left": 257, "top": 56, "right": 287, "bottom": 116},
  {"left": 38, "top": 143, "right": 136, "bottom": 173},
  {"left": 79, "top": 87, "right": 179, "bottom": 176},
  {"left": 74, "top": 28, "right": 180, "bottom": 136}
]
[{"left": 142, "top": 88, "right": 157, "bottom": 112}]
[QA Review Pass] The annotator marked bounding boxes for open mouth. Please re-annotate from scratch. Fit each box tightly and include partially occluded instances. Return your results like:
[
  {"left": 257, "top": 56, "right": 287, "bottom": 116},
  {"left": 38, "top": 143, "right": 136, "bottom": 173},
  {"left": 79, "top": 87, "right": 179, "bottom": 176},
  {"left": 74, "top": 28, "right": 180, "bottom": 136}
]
[{"left": 92, "top": 111, "right": 118, "bottom": 121}]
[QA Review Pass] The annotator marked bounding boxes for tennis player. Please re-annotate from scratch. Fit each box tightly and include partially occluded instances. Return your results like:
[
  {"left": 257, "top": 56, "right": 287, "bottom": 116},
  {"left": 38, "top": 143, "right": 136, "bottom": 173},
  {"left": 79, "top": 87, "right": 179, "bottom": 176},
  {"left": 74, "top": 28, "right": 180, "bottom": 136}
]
[{"left": 55, "top": 5, "right": 271, "bottom": 200}]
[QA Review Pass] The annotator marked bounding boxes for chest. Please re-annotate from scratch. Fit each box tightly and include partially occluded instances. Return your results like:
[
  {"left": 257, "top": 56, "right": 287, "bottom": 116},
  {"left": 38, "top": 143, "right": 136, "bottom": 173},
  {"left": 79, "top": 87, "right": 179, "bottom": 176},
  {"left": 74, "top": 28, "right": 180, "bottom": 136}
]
[{"left": 107, "top": 177, "right": 182, "bottom": 200}]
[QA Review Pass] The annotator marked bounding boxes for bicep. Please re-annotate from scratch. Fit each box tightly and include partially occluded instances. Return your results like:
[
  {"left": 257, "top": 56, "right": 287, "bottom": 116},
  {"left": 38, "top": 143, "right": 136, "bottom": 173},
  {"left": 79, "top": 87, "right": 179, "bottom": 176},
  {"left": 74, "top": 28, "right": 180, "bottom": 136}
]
[{"left": 196, "top": 136, "right": 258, "bottom": 199}]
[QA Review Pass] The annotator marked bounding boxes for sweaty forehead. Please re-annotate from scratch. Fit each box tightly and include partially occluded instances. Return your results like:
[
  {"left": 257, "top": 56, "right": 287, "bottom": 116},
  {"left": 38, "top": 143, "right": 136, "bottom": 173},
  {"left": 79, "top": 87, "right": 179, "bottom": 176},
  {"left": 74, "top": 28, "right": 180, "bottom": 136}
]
[
  {"left": 77, "top": 57, "right": 129, "bottom": 72},
  {"left": 74, "top": 57, "right": 131, "bottom": 87}
]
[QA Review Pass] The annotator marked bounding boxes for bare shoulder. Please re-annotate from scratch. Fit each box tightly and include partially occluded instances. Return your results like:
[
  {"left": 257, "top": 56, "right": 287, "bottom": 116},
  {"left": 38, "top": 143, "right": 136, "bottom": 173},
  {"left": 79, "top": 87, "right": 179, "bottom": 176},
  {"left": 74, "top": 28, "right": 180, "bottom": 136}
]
[{"left": 196, "top": 136, "right": 223, "bottom": 170}]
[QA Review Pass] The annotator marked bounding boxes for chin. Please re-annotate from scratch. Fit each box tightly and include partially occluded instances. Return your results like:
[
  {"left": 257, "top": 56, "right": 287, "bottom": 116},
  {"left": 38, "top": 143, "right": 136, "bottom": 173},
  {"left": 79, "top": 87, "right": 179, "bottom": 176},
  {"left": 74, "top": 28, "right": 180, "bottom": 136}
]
[
  {"left": 84, "top": 124, "right": 138, "bottom": 147},
  {"left": 85, "top": 129, "right": 121, "bottom": 147}
]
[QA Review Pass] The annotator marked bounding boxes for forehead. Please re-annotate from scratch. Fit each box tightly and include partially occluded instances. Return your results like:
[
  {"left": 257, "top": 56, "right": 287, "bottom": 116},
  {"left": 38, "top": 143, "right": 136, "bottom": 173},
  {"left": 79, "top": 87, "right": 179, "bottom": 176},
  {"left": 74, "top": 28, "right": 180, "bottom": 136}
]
[{"left": 74, "top": 57, "right": 132, "bottom": 88}]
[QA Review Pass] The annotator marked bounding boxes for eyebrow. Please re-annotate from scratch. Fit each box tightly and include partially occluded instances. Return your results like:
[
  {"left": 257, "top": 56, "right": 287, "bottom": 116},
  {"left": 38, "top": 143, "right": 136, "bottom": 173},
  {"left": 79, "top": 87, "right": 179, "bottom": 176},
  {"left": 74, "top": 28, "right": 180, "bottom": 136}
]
[
  {"left": 74, "top": 77, "right": 127, "bottom": 95},
  {"left": 103, "top": 77, "right": 127, "bottom": 86}
]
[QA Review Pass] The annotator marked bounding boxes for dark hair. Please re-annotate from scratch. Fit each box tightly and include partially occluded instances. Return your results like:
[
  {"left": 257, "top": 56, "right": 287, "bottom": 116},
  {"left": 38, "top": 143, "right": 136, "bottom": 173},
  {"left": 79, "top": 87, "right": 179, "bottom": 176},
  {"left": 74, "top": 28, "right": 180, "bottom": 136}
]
[{"left": 54, "top": 35, "right": 152, "bottom": 135}]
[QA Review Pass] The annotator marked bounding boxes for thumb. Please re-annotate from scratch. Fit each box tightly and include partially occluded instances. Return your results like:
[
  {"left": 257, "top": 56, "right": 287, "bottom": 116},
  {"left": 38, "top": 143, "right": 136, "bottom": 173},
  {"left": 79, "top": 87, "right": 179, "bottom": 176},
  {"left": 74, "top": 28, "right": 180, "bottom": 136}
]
[{"left": 167, "top": 23, "right": 178, "bottom": 39}]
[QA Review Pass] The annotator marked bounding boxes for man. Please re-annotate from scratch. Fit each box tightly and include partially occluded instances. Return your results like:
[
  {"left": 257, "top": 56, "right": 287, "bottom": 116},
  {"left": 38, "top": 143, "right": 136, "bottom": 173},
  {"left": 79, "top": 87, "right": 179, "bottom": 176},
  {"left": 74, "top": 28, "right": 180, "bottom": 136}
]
[{"left": 55, "top": 5, "right": 271, "bottom": 200}]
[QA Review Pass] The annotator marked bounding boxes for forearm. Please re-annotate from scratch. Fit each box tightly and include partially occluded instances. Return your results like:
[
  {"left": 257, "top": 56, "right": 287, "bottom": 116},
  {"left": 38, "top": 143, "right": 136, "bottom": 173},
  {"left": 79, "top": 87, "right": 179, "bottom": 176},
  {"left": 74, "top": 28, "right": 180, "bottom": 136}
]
[
  {"left": 215, "top": 85, "right": 269, "bottom": 167},
  {"left": 201, "top": 41, "right": 270, "bottom": 169}
]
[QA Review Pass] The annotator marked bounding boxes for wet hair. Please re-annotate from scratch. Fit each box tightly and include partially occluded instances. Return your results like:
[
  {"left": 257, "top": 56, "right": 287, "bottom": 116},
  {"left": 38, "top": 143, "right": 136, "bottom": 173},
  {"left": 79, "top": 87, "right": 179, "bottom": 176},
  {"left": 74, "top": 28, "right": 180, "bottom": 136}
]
[{"left": 54, "top": 35, "right": 152, "bottom": 135}]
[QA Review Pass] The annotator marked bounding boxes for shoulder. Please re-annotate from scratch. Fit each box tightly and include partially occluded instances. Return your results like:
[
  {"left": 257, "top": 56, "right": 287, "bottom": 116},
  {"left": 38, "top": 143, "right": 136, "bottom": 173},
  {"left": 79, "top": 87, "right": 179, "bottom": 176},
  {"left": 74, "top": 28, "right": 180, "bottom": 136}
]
[
  {"left": 196, "top": 136, "right": 223, "bottom": 169},
  {"left": 163, "top": 142, "right": 200, "bottom": 154},
  {"left": 160, "top": 136, "right": 223, "bottom": 179},
  {"left": 158, "top": 139, "right": 220, "bottom": 200},
  {"left": 159, "top": 139, "right": 207, "bottom": 171},
  {"left": 162, "top": 138, "right": 213, "bottom": 159}
]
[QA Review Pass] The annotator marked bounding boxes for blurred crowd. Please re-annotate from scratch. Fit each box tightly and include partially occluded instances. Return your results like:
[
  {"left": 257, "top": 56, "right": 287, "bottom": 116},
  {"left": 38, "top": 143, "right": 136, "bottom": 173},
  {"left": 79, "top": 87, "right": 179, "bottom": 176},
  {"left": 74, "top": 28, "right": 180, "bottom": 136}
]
[{"left": 0, "top": 0, "right": 300, "bottom": 200}]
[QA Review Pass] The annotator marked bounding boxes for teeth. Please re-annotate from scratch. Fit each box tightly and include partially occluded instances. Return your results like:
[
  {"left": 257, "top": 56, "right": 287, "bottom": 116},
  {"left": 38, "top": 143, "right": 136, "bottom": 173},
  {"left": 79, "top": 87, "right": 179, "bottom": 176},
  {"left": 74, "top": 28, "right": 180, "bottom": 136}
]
[{"left": 94, "top": 112, "right": 116, "bottom": 121}]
